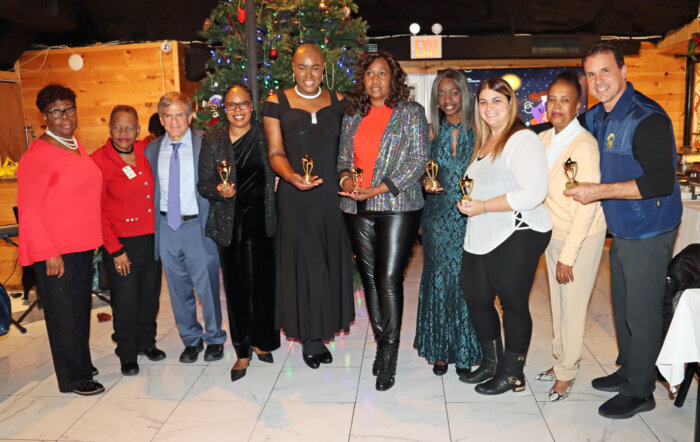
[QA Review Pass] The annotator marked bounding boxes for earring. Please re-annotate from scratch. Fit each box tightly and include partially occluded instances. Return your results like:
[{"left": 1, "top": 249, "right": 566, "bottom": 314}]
[{"left": 292, "top": 73, "right": 296, "bottom": 82}]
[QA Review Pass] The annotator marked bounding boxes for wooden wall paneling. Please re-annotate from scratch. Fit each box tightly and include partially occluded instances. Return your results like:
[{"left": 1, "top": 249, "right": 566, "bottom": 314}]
[
  {"left": 0, "top": 81, "right": 28, "bottom": 163},
  {"left": 17, "top": 41, "right": 191, "bottom": 153},
  {"left": 0, "top": 181, "right": 20, "bottom": 288}
]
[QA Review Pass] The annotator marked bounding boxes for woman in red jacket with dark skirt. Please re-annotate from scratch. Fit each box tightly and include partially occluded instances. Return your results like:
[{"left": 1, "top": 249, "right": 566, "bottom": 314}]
[
  {"left": 17, "top": 84, "right": 104, "bottom": 395},
  {"left": 91, "top": 105, "right": 164, "bottom": 376}
]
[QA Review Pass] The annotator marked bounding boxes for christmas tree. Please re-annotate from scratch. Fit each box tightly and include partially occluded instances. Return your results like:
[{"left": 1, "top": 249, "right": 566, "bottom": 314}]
[{"left": 194, "top": 0, "right": 368, "bottom": 129}]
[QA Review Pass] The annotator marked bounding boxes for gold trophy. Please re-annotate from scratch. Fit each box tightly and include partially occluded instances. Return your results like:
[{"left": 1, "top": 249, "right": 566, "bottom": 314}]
[
  {"left": 351, "top": 168, "right": 364, "bottom": 194},
  {"left": 426, "top": 160, "right": 441, "bottom": 191},
  {"left": 459, "top": 175, "right": 474, "bottom": 204},
  {"left": 563, "top": 157, "right": 579, "bottom": 189},
  {"left": 302, "top": 154, "right": 314, "bottom": 183},
  {"left": 218, "top": 160, "right": 232, "bottom": 189}
]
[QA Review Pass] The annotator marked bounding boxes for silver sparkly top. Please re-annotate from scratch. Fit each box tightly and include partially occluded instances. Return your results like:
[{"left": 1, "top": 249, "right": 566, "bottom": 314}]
[{"left": 337, "top": 100, "right": 429, "bottom": 214}]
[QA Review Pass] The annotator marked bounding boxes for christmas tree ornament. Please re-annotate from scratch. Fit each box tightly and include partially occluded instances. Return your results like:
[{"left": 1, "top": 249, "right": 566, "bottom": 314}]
[
  {"left": 318, "top": 0, "right": 328, "bottom": 13},
  {"left": 269, "top": 48, "right": 279, "bottom": 59},
  {"left": 203, "top": 18, "right": 212, "bottom": 31},
  {"left": 342, "top": 3, "right": 351, "bottom": 18}
]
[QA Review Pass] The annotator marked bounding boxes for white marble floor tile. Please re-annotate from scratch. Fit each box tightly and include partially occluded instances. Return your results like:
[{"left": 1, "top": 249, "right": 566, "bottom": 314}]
[
  {"left": 153, "top": 399, "right": 264, "bottom": 441},
  {"left": 539, "top": 399, "right": 658, "bottom": 441},
  {"left": 271, "top": 366, "right": 360, "bottom": 402},
  {"left": 350, "top": 402, "right": 450, "bottom": 442},
  {"left": 447, "top": 401, "right": 553, "bottom": 442},
  {"left": 356, "top": 365, "right": 444, "bottom": 404},
  {"left": 185, "top": 364, "right": 279, "bottom": 402},
  {"left": 250, "top": 401, "right": 354, "bottom": 442},
  {"left": 584, "top": 336, "right": 620, "bottom": 365},
  {"left": 640, "top": 399, "right": 696, "bottom": 441},
  {"left": 0, "top": 394, "right": 99, "bottom": 440},
  {"left": 0, "top": 337, "right": 56, "bottom": 396},
  {"left": 0, "top": 334, "right": 37, "bottom": 359},
  {"left": 60, "top": 397, "right": 178, "bottom": 442},
  {"left": 104, "top": 364, "right": 204, "bottom": 400}
]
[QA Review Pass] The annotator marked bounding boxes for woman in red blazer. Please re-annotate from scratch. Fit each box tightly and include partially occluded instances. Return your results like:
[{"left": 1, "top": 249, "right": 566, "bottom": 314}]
[
  {"left": 17, "top": 84, "right": 104, "bottom": 395},
  {"left": 91, "top": 105, "right": 164, "bottom": 376}
]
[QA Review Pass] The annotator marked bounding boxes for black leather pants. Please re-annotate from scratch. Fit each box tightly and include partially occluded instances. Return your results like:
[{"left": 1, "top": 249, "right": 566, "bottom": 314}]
[{"left": 345, "top": 210, "right": 422, "bottom": 346}]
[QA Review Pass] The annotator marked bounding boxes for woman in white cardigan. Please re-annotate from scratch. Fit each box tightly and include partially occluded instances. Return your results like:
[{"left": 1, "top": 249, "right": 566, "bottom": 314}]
[
  {"left": 457, "top": 77, "right": 552, "bottom": 395},
  {"left": 535, "top": 70, "right": 606, "bottom": 401}
]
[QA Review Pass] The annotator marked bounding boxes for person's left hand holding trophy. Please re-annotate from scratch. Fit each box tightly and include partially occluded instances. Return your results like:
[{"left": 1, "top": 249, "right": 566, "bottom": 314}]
[{"left": 217, "top": 160, "right": 236, "bottom": 198}]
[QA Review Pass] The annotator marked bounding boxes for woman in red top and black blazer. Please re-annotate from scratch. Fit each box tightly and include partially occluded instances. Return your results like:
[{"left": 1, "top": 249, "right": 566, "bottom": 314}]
[
  {"left": 17, "top": 84, "right": 104, "bottom": 396},
  {"left": 91, "top": 105, "right": 164, "bottom": 376}
]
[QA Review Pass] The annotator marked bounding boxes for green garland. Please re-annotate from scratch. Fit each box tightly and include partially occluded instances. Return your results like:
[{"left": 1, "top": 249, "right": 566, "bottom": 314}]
[{"left": 687, "top": 32, "right": 700, "bottom": 62}]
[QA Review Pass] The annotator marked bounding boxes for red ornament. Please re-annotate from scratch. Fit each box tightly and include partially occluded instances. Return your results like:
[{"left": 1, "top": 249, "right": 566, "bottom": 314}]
[
  {"left": 205, "top": 117, "right": 220, "bottom": 126},
  {"left": 269, "top": 48, "right": 279, "bottom": 59},
  {"left": 693, "top": 34, "right": 700, "bottom": 45},
  {"left": 237, "top": 5, "right": 245, "bottom": 23}
]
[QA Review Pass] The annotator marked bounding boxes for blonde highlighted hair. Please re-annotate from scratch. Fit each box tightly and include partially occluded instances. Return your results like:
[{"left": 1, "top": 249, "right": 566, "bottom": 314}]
[{"left": 471, "top": 77, "right": 526, "bottom": 164}]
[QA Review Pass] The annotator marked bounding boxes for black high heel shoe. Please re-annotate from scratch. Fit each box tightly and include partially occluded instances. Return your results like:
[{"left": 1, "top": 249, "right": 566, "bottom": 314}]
[
  {"left": 230, "top": 367, "right": 247, "bottom": 382},
  {"left": 256, "top": 352, "right": 274, "bottom": 364},
  {"left": 432, "top": 363, "right": 448, "bottom": 376}
]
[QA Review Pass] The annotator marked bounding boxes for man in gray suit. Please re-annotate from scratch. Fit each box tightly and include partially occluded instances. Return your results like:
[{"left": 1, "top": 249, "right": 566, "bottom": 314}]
[{"left": 145, "top": 92, "right": 226, "bottom": 362}]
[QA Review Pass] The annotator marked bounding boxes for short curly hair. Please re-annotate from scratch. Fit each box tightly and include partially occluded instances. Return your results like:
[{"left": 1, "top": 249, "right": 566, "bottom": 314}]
[
  {"left": 36, "top": 84, "right": 76, "bottom": 113},
  {"left": 346, "top": 51, "right": 409, "bottom": 117}
]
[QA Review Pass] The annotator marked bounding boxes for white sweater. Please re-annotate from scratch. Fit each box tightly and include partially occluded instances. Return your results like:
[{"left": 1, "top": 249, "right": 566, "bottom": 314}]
[{"left": 463, "top": 129, "right": 552, "bottom": 255}]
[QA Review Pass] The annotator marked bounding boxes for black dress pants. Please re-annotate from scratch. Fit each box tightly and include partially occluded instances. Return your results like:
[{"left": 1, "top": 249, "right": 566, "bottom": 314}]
[
  {"left": 103, "top": 234, "right": 162, "bottom": 361},
  {"left": 459, "top": 229, "right": 551, "bottom": 354},
  {"left": 345, "top": 210, "right": 422, "bottom": 346},
  {"left": 609, "top": 228, "right": 677, "bottom": 397},
  {"left": 219, "top": 197, "right": 279, "bottom": 359},
  {"left": 34, "top": 250, "right": 94, "bottom": 392}
]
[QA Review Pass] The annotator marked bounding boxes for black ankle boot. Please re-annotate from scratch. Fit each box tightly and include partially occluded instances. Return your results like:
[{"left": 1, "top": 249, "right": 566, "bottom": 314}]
[
  {"left": 375, "top": 344, "right": 398, "bottom": 391},
  {"left": 372, "top": 345, "right": 383, "bottom": 376},
  {"left": 459, "top": 338, "right": 502, "bottom": 384},
  {"left": 475, "top": 350, "right": 527, "bottom": 395}
]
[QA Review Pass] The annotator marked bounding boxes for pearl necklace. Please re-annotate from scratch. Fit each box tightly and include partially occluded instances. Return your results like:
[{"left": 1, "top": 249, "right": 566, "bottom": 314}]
[
  {"left": 294, "top": 85, "right": 322, "bottom": 99},
  {"left": 46, "top": 129, "right": 78, "bottom": 150}
]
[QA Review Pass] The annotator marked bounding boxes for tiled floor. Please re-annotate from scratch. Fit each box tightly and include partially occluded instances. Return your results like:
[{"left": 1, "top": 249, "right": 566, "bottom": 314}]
[{"left": 0, "top": 242, "right": 696, "bottom": 441}]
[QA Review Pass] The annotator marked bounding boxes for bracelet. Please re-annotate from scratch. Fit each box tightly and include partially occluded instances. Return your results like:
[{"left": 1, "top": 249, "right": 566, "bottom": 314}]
[
  {"left": 339, "top": 176, "right": 351, "bottom": 188},
  {"left": 482, "top": 201, "right": 487, "bottom": 214}
]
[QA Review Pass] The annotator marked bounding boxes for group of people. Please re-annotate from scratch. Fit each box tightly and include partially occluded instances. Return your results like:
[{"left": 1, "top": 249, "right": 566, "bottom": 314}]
[{"left": 16, "top": 41, "right": 681, "bottom": 420}]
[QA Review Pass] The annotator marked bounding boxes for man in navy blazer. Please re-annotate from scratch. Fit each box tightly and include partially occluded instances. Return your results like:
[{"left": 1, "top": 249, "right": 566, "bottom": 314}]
[{"left": 145, "top": 92, "right": 226, "bottom": 362}]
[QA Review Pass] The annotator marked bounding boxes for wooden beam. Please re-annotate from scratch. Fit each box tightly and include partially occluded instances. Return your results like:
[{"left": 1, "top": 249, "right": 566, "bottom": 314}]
[
  {"left": 0, "top": 71, "right": 19, "bottom": 83},
  {"left": 401, "top": 58, "right": 581, "bottom": 74}
]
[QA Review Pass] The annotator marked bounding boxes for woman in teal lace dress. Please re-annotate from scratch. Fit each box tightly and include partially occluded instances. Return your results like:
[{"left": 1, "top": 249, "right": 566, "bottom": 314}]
[{"left": 414, "top": 69, "right": 482, "bottom": 376}]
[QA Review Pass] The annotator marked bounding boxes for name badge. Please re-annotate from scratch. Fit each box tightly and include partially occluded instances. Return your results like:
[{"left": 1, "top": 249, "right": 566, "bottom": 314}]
[{"left": 122, "top": 165, "right": 137, "bottom": 179}]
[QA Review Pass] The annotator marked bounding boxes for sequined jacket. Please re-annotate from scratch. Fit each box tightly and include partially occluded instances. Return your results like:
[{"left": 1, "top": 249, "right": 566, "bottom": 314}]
[
  {"left": 337, "top": 100, "right": 429, "bottom": 214},
  {"left": 197, "top": 122, "right": 277, "bottom": 247}
]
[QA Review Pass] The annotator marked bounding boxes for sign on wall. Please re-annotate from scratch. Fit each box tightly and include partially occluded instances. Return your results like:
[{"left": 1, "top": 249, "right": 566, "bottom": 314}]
[{"left": 411, "top": 36, "right": 442, "bottom": 59}]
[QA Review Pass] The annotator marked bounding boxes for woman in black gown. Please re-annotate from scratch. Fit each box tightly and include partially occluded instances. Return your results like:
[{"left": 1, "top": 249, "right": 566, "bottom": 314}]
[
  {"left": 198, "top": 84, "right": 280, "bottom": 382},
  {"left": 263, "top": 43, "right": 354, "bottom": 368}
]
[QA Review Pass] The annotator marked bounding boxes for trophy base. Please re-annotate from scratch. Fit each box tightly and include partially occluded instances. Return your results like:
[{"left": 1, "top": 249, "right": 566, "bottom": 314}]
[
  {"left": 428, "top": 180, "right": 441, "bottom": 191},
  {"left": 565, "top": 181, "right": 579, "bottom": 189},
  {"left": 460, "top": 196, "right": 470, "bottom": 205},
  {"left": 304, "top": 175, "right": 313, "bottom": 184}
]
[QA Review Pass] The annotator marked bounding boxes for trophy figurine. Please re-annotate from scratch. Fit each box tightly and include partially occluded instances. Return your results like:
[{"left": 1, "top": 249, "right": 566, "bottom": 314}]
[
  {"left": 302, "top": 154, "right": 314, "bottom": 183},
  {"left": 426, "top": 160, "right": 441, "bottom": 191},
  {"left": 563, "top": 157, "right": 579, "bottom": 189},
  {"left": 459, "top": 175, "right": 474, "bottom": 204},
  {"left": 218, "top": 160, "right": 232, "bottom": 189},
  {"left": 351, "top": 168, "right": 364, "bottom": 194}
]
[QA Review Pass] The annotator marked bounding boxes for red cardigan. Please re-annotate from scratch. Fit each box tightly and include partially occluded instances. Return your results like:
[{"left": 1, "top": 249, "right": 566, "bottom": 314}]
[
  {"left": 91, "top": 139, "right": 155, "bottom": 254},
  {"left": 17, "top": 138, "right": 103, "bottom": 266}
]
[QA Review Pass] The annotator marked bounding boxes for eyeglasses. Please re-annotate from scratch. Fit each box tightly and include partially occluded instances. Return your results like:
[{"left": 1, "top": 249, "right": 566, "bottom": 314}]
[
  {"left": 225, "top": 101, "right": 251, "bottom": 111},
  {"left": 45, "top": 106, "right": 76, "bottom": 119}
]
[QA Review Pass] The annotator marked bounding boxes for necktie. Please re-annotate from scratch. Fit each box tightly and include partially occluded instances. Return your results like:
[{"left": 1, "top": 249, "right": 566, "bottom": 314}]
[{"left": 167, "top": 142, "right": 182, "bottom": 230}]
